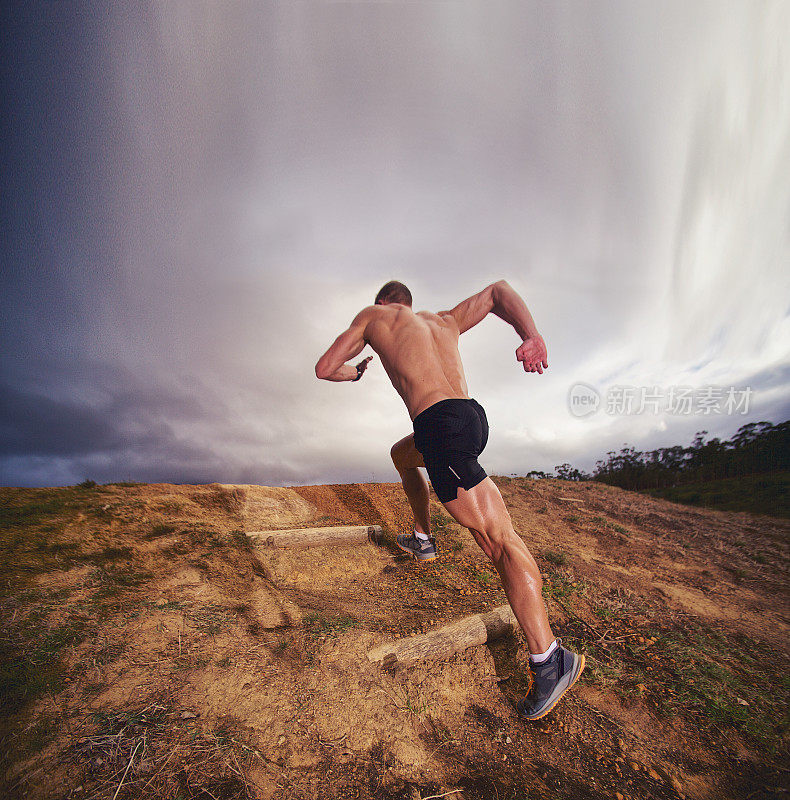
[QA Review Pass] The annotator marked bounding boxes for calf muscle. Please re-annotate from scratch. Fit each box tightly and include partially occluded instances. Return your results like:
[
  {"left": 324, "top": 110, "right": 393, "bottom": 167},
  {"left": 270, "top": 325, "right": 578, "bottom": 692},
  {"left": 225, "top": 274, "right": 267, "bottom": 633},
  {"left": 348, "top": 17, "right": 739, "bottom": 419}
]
[{"left": 444, "top": 479, "right": 554, "bottom": 654}]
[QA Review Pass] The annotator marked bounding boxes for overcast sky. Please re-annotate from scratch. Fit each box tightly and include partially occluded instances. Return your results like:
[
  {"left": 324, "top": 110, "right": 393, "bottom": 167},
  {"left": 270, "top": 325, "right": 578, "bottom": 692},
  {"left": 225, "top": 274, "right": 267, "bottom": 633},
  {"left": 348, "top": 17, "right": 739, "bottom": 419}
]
[{"left": 2, "top": 1, "right": 789, "bottom": 488}]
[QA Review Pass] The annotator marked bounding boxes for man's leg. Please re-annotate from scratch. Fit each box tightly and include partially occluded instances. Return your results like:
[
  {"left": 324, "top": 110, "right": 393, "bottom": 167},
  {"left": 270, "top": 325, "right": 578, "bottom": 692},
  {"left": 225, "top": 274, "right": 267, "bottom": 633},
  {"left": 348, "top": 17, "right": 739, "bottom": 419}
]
[
  {"left": 443, "top": 476, "right": 554, "bottom": 655},
  {"left": 445, "top": 476, "right": 584, "bottom": 719},
  {"left": 391, "top": 434, "right": 431, "bottom": 536}
]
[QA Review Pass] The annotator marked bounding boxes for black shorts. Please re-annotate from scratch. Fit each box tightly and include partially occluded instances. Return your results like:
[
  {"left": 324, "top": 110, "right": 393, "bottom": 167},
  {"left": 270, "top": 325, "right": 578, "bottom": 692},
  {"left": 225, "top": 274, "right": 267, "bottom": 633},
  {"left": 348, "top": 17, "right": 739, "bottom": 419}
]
[{"left": 412, "top": 398, "right": 489, "bottom": 503}]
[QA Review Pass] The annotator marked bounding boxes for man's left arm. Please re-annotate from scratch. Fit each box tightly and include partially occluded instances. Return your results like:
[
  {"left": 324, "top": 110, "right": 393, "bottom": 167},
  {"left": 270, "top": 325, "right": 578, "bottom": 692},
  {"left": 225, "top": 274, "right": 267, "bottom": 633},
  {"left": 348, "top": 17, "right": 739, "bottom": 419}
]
[
  {"left": 315, "top": 310, "right": 374, "bottom": 382},
  {"left": 443, "top": 280, "right": 548, "bottom": 374}
]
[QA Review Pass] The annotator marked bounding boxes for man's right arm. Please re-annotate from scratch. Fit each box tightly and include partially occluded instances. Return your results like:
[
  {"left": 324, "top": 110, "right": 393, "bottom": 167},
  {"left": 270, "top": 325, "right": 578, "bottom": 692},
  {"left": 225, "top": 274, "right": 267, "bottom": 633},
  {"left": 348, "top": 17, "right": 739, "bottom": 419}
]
[
  {"left": 444, "top": 280, "right": 548, "bottom": 373},
  {"left": 315, "top": 308, "right": 374, "bottom": 382}
]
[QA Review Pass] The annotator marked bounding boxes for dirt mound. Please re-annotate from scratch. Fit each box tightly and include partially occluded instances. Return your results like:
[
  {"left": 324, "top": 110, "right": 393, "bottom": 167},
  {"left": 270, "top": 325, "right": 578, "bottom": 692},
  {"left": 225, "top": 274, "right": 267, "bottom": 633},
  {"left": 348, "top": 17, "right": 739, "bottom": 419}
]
[{"left": 0, "top": 478, "right": 787, "bottom": 799}]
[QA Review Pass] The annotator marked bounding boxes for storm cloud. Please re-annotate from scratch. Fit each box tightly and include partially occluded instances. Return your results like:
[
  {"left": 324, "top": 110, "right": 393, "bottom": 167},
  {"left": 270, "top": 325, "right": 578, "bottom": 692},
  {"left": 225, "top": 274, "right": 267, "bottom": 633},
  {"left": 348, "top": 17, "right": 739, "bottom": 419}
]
[{"left": 2, "top": 2, "right": 788, "bottom": 487}]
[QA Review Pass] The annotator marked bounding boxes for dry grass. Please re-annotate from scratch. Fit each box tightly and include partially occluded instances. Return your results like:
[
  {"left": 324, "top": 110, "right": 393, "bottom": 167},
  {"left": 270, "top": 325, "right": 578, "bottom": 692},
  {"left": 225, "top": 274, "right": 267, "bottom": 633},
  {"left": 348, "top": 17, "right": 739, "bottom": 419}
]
[
  {"left": 71, "top": 703, "right": 260, "bottom": 800},
  {"left": 1, "top": 479, "right": 788, "bottom": 800}
]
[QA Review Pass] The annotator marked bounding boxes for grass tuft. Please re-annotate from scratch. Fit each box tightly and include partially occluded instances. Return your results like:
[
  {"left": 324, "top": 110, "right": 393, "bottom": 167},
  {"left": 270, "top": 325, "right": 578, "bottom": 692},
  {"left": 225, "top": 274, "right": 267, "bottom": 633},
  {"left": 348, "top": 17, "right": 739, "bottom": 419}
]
[
  {"left": 543, "top": 550, "right": 567, "bottom": 567},
  {"left": 303, "top": 612, "right": 358, "bottom": 638},
  {"left": 0, "top": 498, "right": 69, "bottom": 528},
  {"left": 146, "top": 523, "right": 176, "bottom": 539}
]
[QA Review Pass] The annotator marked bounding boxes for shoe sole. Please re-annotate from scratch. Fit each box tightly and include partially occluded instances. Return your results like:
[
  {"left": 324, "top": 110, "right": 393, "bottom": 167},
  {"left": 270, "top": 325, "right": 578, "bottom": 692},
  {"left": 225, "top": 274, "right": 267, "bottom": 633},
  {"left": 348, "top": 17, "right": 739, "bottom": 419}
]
[
  {"left": 395, "top": 540, "right": 438, "bottom": 561},
  {"left": 518, "top": 654, "right": 586, "bottom": 721}
]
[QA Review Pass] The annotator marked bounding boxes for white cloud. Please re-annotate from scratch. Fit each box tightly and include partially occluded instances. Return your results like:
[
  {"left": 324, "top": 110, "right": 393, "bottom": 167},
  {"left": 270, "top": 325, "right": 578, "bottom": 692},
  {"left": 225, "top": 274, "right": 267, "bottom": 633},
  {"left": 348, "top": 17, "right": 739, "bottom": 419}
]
[{"left": 2, "top": 2, "right": 788, "bottom": 486}]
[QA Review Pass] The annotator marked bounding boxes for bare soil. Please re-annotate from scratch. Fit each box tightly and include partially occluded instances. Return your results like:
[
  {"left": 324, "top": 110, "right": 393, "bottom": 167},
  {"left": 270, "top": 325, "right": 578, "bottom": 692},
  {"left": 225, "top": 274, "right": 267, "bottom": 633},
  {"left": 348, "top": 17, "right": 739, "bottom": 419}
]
[{"left": 0, "top": 478, "right": 788, "bottom": 800}]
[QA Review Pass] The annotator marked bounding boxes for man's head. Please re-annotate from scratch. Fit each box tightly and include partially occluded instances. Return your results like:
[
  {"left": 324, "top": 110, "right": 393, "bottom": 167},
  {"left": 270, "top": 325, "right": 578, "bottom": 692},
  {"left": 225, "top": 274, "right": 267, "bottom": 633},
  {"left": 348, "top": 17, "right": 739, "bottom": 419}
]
[{"left": 375, "top": 280, "right": 412, "bottom": 307}]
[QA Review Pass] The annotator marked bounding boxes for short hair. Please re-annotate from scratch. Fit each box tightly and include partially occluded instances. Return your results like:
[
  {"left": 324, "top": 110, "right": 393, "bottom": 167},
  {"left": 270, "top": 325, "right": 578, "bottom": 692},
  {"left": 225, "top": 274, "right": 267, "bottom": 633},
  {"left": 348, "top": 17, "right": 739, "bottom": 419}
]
[{"left": 375, "top": 280, "right": 412, "bottom": 306}]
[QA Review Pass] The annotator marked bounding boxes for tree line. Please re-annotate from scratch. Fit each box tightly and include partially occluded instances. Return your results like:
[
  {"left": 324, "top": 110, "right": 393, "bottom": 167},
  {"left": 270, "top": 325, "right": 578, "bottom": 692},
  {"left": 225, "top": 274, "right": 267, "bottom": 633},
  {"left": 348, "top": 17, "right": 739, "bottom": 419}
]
[{"left": 527, "top": 420, "right": 790, "bottom": 491}]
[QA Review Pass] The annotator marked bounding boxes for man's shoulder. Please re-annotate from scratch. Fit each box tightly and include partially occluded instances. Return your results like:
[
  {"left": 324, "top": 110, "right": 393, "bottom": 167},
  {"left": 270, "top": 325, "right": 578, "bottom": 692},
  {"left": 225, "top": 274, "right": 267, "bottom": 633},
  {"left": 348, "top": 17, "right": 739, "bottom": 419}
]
[
  {"left": 352, "top": 305, "right": 384, "bottom": 324},
  {"left": 352, "top": 305, "right": 392, "bottom": 343},
  {"left": 423, "top": 309, "right": 460, "bottom": 329},
  {"left": 359, "top": 305, "right": 457, "bottom": 328}
]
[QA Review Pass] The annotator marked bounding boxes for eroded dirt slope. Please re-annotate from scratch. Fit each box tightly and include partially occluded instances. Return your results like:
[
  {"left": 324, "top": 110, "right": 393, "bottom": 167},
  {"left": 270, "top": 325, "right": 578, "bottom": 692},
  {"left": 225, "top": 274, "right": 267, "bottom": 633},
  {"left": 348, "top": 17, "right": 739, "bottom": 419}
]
[{"left": 0, "top": 478, "right": 788, "bottom": 800}]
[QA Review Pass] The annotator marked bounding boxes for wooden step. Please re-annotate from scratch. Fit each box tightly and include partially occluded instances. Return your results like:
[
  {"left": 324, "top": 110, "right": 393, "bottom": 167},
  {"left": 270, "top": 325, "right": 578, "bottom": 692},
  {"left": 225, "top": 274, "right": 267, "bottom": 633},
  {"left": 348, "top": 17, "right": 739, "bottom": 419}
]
[
  {"left": 367, "top": 605, "right": 517, "bottom": 669},
  {"left": 246, "top": 524, "right": 383, "bottom": 549}
]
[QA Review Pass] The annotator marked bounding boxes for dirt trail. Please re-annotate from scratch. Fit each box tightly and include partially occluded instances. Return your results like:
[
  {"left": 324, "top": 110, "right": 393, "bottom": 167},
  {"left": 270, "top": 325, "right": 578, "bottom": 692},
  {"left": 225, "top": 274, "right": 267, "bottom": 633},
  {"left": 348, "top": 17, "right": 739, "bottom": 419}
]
[{"left": 0, "top": 478, "right": 787, "bottom": 800}]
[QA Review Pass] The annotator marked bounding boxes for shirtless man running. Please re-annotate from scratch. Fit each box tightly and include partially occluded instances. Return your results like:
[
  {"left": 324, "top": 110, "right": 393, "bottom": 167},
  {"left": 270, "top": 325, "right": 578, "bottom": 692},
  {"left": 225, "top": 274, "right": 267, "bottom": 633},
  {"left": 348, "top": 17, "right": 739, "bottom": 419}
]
[{"left": 315, "top": 279, "right": 584, "bottom": 720}]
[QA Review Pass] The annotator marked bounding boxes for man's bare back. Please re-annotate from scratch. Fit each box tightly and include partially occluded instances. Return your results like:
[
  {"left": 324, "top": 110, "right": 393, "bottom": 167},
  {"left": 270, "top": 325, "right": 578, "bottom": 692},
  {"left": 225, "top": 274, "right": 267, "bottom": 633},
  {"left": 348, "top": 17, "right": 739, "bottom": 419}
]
[{"left": 358, "top": 304, "right": 469, "bottom": 420}]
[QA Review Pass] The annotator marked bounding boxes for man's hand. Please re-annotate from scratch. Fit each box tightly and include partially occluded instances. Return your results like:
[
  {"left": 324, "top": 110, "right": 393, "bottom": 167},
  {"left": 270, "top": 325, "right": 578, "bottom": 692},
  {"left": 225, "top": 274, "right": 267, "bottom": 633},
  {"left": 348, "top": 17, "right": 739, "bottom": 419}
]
[
  {"left": 354, "top": 356, "right": 373, "bottom": 381},
  {"left": 316, "top": 355, "right": 373, "bottom": 382},
  {"left": 516, "top": 335, "right": 548, "bottom": 374}
]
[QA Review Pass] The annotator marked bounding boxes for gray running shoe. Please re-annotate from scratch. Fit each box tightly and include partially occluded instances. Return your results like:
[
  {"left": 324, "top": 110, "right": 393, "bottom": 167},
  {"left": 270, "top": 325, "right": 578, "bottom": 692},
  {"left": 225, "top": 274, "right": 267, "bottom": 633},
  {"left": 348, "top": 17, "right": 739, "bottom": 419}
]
[
  {"left": 517, "top": 640, "right": 585, "bottom": 720},
  {"left": 396, "top": 532, "right": 438, "bottom": 561}
]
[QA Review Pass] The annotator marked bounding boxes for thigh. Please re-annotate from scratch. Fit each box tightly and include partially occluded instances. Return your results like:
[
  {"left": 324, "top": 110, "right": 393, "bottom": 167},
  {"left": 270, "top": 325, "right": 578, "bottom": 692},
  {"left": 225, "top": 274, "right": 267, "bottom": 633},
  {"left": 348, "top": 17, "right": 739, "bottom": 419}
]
[
  {"left": 442, "top": 476, "right": 511, "bottom": 535},
  {"left": 391, "top": 433, "right": 425, "bottom": 470}
]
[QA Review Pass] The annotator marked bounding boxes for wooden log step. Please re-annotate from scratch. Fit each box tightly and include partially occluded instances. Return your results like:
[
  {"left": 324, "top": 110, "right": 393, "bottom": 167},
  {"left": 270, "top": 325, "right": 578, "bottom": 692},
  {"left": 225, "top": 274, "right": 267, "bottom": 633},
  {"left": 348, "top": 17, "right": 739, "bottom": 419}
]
[
  {"left": 367, "top": 605, "right": 517, "bottom": 669},
  {"left": 246, "top": 524, "right": 383, "bottom": 549}
]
